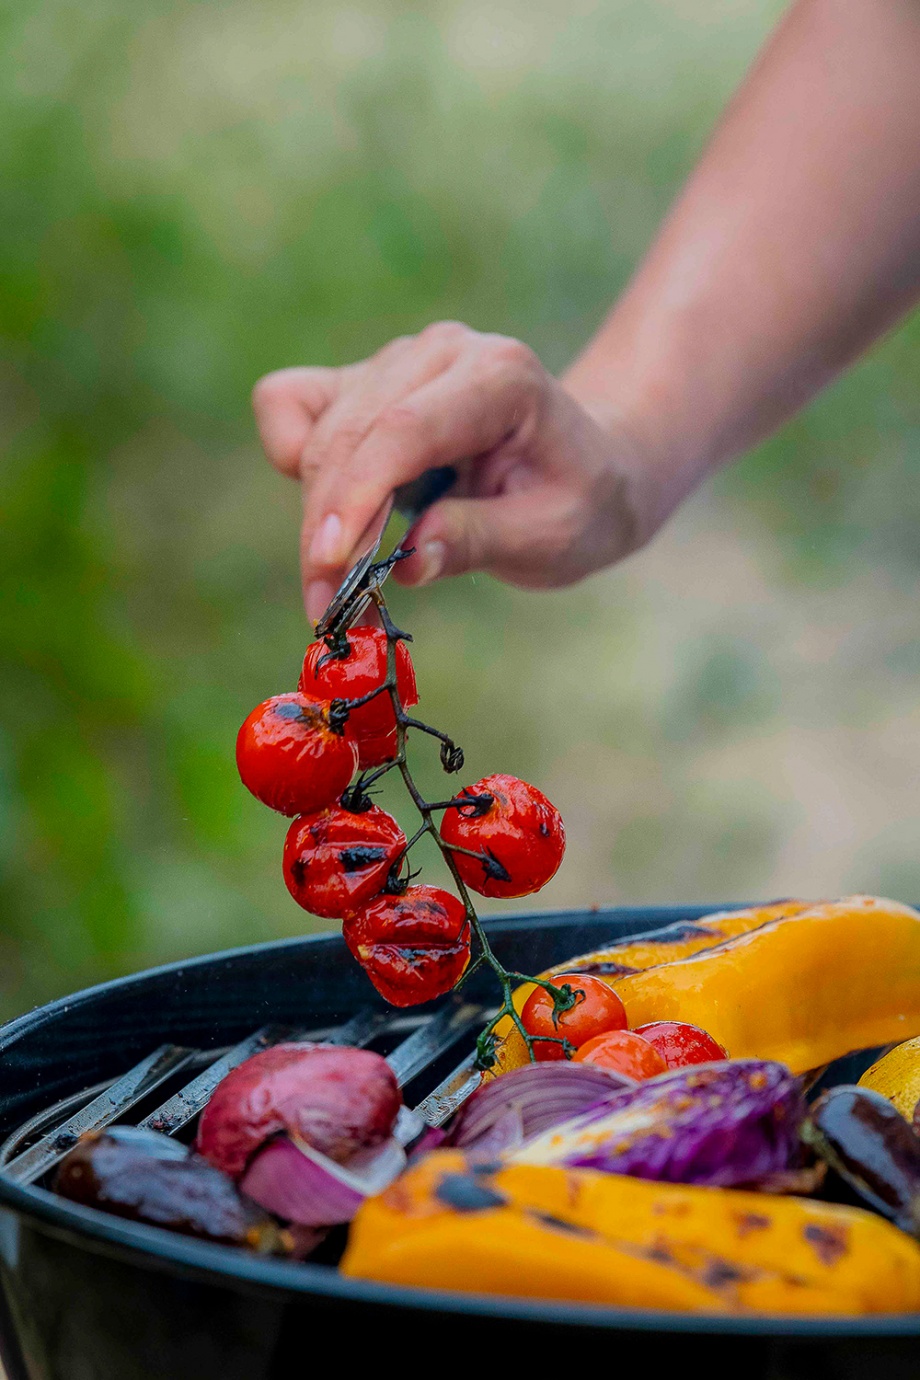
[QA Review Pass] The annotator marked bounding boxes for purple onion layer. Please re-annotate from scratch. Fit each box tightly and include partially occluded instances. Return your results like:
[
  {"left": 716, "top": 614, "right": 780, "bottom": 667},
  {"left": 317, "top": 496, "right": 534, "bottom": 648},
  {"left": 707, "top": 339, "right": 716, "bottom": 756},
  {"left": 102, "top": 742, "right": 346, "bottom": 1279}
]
[{"left": 509, "top": 1059, "right": 804, "bottom": 1187}]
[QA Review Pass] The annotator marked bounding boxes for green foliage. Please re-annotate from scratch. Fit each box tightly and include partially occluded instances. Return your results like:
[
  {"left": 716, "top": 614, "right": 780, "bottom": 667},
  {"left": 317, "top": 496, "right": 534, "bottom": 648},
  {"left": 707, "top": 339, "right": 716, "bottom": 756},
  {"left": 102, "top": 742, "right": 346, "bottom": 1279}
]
[{"left": 0, "top": 0, "right": 917, "bottom": 1017}]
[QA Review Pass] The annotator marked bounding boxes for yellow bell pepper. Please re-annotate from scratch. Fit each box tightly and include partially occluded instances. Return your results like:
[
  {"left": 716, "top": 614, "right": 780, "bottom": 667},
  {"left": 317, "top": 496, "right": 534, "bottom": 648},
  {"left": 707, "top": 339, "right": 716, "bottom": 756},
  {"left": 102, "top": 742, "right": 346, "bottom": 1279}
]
[
  {"left": 487, "top": 898, "right": 801, "bottom": 1076},
  {"left": 491, "top": 896, "right": 920, "bottom": 1077},
  {"left": 342, "top": 1150, "right": 920, "bottom": 1314},
  {"left": 859, "top": 1037, "right": 920, "bottom": 1120}
]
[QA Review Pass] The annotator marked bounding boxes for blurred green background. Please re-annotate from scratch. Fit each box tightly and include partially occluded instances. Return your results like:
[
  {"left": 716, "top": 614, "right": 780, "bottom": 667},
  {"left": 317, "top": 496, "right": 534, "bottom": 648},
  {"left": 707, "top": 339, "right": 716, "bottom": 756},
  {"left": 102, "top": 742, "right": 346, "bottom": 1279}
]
[{"left": 2, "top": 0, "right": 919, "bottom": 1019}]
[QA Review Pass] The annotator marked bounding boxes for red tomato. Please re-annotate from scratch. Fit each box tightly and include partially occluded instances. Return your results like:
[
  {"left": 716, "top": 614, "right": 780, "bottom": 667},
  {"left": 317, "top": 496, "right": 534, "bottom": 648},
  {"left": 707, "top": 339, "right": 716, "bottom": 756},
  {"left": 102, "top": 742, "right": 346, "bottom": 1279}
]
[
  {"left": 439, "top": 774, "right": 565, "bottom": 898},
  {"left": 299, "top": 628, "right": 418, "bottom": 769},
  {"left": 521, "top": 974, "right": 627, "bottom": 1061},
  {"left": 633, "top": 1021, "right": 728, "bottom": 1069},
  {"left": 573, "top": 1030, "right": 667, "bottom": 1079},
  {"left": 343, "top": 885, "right": 470, "bottom": 1008},
  {"left": 236, "top": 693, "right": 357, "bottom": 816},
  {"left": 282, "top": 804, "right": 406, "bottom": 920}
]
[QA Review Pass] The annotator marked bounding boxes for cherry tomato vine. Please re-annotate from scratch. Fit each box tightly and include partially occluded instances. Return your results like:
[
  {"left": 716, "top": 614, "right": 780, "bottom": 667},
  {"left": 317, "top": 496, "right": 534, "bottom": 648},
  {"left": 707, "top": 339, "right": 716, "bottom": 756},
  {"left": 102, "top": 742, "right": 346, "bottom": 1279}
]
[
  {"left": 237, "top": 549, "right": 576, "bottom": 1068},
  {"left": 328, "top": 577, "right": 575, "bottom": 1069}
]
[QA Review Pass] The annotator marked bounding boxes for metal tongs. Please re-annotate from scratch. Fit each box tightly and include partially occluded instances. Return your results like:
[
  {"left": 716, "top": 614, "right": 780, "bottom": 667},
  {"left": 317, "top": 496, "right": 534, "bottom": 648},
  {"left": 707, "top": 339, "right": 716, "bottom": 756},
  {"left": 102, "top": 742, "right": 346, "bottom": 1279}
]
[{"left": 314, "top": 465, "right": 457, "bottom": 639}]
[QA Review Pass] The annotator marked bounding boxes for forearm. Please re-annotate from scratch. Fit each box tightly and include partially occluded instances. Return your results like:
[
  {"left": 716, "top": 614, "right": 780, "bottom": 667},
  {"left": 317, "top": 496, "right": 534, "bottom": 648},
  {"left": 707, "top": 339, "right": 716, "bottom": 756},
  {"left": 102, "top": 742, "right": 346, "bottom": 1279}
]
[
  {"left": 254, "top": 4, "right": 920, "bottom": 603},
  {"left": 565, "top": 0, "right": 920, "bottom": 525}
]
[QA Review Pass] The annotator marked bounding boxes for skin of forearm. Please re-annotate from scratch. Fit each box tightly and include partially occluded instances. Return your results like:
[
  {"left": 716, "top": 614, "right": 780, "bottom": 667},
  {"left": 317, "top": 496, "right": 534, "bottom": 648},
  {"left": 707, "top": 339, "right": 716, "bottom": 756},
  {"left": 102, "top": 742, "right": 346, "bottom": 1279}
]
[{"left": 564, "top": 0, "right": 920, "bottom": 524}]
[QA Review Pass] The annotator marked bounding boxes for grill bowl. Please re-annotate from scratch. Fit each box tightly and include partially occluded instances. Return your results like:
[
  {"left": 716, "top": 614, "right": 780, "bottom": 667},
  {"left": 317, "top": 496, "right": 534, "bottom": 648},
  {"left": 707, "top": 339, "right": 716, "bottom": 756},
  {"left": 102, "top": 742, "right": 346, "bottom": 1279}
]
[{"left": 0, "top": 905, "right": 917, "bottom": 1380}]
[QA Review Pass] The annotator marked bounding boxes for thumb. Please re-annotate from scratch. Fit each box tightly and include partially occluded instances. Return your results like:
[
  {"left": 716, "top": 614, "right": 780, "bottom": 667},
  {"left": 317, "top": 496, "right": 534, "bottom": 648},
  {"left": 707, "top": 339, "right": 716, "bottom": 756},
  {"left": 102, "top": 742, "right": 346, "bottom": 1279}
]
[{"left": 395, "top": 488, "right": 570, "bottom": 589}]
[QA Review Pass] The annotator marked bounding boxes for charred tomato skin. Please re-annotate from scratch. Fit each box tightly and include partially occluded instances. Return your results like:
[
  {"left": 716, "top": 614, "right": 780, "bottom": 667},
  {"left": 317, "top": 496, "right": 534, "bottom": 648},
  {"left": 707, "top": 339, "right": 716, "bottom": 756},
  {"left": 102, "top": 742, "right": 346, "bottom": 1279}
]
[
  {"left": 299, "top": 627, "right": 418, "bottom": 768},
  {"left": 344, "top": 884, "right": 471, "bottom": 1008},
  {"left": 197, "top": 1043, "right": 400, "bottom": 1180},
  {"left": 236, "top": 692, "right": 357, "bottom": 817},
  {"left": 633, "top": 1021, "right": 728, "bottom": 1069},
  {"left": 440, "top": 773, "right": 565, "bottom": 899},
  {"left": 573, "top": 1029, "right": 668, "bottom": 1079},
  {"left": 282, "top": 803, "right": 406, "bottom": 919},
  {"left": 521, "top": 972, "right": 628, "bottom": 1062}
]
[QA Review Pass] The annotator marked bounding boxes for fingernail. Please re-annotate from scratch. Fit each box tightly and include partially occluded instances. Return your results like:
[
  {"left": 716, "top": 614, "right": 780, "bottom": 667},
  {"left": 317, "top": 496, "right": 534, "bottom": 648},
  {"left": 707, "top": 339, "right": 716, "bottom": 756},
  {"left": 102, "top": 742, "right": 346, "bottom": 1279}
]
[
  {"left": 306, "top": 578, "right": 336, "bottom": 624},
  {"left": 310, "top": 512, "right": 343, "bottom": 566},
  {"left": 416, "top": 540, "right": 446, "bottom": 585}
]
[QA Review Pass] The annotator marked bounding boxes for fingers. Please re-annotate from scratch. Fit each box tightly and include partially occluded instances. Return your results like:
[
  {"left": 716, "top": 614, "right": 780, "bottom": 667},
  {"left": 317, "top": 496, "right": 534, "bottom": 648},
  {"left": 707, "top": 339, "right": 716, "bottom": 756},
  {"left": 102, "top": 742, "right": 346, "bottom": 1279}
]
[
  {"left": 297, "top": 340, "right": 453, "bottom": 520},
  {"left": 300, "top": 336, "right": 544, "bottom": 596},
  {"left": 253, "top": 328, "right": 576, "bottom": 621},
  {"left": 252, "top": 367, "right": 345, "bottom": 478}
]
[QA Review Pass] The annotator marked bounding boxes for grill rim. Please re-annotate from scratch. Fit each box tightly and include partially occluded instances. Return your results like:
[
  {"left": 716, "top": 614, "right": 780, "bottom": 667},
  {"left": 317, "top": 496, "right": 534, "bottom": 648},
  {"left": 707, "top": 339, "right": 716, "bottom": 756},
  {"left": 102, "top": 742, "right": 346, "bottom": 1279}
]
[
  {"left": 7, "top": 1177, "right": 920, "bottom": 1338},
  {"left": 0, "top": 903, "right": 916, "bottom": 1339},
  {"left": 0, "top": 904, "right": 727, "bottom": 1059}
]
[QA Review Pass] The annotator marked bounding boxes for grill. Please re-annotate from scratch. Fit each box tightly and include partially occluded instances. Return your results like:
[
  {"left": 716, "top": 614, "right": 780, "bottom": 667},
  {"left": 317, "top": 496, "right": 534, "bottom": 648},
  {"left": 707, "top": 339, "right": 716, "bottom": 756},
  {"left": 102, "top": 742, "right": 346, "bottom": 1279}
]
[
  {"left": 0, "top": 1001, "right": 485, "bottom": 1189},
  {"left": 0, "top": 905, "right": 916, "bottom": 1380}
]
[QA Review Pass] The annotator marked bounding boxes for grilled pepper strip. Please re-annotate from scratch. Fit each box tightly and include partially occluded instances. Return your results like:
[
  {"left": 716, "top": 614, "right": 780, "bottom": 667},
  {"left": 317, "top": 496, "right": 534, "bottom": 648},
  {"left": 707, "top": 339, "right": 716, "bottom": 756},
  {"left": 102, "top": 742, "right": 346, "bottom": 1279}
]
[
  {"left": 342, "top": 1150, "right": 920, "bottom": 1314},
  {"left": 556, "top": 899, "right": 810, "bottom": 979},
  {"left": 858, "top": 1037, "right": 920, "bottom": 1122},
  {"left": 614, "top": 896, "right": 920, "bottom": 1074},
  {"left": 493, "top": 896, "right": 920, "bottom": 1077},
  {"left": 487, "top": 899, "right": 808, "bottom": 1075}
]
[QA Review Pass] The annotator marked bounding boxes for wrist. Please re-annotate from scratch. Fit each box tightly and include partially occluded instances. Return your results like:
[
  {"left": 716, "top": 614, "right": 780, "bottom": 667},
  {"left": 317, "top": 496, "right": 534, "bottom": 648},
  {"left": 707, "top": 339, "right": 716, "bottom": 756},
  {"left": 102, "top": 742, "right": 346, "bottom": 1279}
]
[{"left": 560, "top": 372, "right": 712, "bottom": 547}]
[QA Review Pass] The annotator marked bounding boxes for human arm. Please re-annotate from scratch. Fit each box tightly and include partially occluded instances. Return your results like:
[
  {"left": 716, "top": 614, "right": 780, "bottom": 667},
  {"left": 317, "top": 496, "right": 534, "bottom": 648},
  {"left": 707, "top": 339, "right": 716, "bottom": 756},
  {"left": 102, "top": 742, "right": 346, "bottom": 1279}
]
[{"left": 253, "top": 0, "right": 920, "bottom": 623}]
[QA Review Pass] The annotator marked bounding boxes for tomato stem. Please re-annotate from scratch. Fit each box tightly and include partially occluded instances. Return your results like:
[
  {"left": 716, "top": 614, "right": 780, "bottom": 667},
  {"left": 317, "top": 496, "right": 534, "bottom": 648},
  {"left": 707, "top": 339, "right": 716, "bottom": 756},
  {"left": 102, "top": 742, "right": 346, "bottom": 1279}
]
[
  {"left": 423, "top": 792, "right": 493, "bottom": 813},
  {"left": 358, "top": 760, "right": 402, "bottom": 789},
  {"left": 400, "top": 716, "right": 459, "bottom": 749}
]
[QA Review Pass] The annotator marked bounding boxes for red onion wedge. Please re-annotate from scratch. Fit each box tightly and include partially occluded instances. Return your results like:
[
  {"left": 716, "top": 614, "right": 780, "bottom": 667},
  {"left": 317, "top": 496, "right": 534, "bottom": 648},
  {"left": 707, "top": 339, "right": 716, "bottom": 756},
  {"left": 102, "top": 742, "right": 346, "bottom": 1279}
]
[
  {"left": 448, "top": 1061, "right": 635, "bottom": 1155},
  {"left": 197, "top": 1044, "right": 401, "bottom": 1180},
  {"left": 240, "top": 1133, "right": 406, "bottom": 1227},
  {"left": 408, "top": 1126, "right": 448, "bottom": 1160},
  {"left": 508, "top": 1059, "right": 804, "bottom": 1187}
]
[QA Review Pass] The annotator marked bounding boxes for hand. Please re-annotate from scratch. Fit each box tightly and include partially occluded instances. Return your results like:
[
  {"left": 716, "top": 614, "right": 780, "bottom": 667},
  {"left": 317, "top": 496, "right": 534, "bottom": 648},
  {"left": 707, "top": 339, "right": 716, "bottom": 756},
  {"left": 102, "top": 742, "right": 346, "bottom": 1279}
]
[{"left": 252, "top": 322, "right": 668, "bottom": 623}]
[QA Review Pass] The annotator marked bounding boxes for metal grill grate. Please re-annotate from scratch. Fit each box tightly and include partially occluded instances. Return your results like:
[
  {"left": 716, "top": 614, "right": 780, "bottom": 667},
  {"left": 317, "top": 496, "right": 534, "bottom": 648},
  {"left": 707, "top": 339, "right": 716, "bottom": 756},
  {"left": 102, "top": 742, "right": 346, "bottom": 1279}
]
[{"left": 0, "top": 996, "right": 491, "bottom": 1188}]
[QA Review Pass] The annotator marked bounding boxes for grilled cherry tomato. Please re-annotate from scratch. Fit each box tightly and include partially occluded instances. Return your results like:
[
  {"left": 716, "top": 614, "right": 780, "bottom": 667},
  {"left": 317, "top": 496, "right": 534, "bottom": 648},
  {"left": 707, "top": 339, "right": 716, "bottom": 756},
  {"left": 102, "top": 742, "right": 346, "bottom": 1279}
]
[
  {"left": 439, "top": 773, "right": 565, "bottom": 899},
  {"left": 282, "top": 804, "right": 406, "bottom": 919},
  {"left": 633, "top": 1021, "right": 728, "bottom": 1069},
  {"left": 236, "top": 693, "right": 357, "bottom": 816},
  {"left": 343, "top": 884, "right": 470, "bottom": 1008},
  {"left": 521, "top": 973, "right": 627, "bottom": 1062},
  {"left": 573, "top": 1029, "right": 667, "bottom": 1079},
  {"left": 299, "top": 627, "right": 418, "bottom": 768}
]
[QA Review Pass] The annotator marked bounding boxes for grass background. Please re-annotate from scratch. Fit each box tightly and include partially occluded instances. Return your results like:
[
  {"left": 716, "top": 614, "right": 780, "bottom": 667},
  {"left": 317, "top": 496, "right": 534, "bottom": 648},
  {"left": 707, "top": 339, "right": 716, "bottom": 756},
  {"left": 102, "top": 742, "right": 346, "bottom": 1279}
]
[{"left": 1, "top": 0, "right": 919, "bottom": 1019}]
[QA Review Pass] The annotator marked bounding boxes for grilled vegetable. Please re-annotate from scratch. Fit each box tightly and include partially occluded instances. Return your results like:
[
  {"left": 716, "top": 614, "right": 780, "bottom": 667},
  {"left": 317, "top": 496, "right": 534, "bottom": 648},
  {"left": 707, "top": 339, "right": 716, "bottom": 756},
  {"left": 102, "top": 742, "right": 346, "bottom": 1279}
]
[
  {"left": 299, "top": 626, "right": 418, "bottom": 769},
  {"left": 858, "top": 1037, "right": 920, "bottom": 1122},
  {"left": 342, "top": 1150, "right": 920, "bottom": 1314},
  {"left": 551, "top": 898, "right": 811, "bottom": 979},
  {"left": 633, "top": 1021, "right": 728, "bottom": 1068},
  {"left": 282, "top": 803, "right": 406, "bottom": 920},
  {"left": 196, "top": 1043, "right": 404, "bottom": 1227},
  {"left": 239, "top": 1132, "right": 407, "bottom": 1227},
  {"left": 492, "top": 896, "right": 920, "bottom": 1076},
  {"left": 448, "top": 1061, "right": 634, "bottom": 1156},
  {"left": 486, "top": 899, "right": 808, "bottom": 1076},
  {"left": 197, "top": 1044, "right": 401, "bottom": 1178},
  {"left": 235, "top": 693, "right": 358, "bottom": 817},
  {"left": 439, "top": 774, "right": 565, "bottom": 899},
  {"left": 54, "top": 1126, "right": 292, "bottom": 1252},
  {"left": 572, "top": 1029, "right": 667, "bottom": 1078},
  {"left": 509, "top": 1059, "right": 804, "bottom": 1187},
  {"left": 802, "top": 1085, "right": 920, "bottom": 1235},
  {"left": 343, "top": 886, "right": 471, "bottom": 1007},
  {"left": 520, "top": 972, "right": 626, "bottom": 1061}
]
